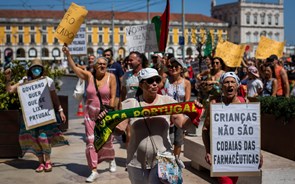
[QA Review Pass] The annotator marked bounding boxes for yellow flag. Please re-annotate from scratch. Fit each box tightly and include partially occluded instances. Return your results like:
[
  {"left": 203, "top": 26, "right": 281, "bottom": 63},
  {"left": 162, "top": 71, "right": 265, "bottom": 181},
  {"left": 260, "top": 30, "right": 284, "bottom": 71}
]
[
  {"left": 255, "top": 36, "right": 285, "bottom": 59},
  {"left": 54, "top": 3, "right": 88, "bottom": 44},
  {"left": 215, "top": 41, "right": 246, "bottom": 68}
]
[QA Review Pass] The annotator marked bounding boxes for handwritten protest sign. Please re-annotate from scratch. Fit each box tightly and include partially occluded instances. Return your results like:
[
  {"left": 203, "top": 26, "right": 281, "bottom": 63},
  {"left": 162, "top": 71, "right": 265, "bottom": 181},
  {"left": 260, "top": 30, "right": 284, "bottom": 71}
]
[
  {"left": 68, "top": 24, "right": 86, "bottom": 55},
  {"left": 17, "top": 78, "right": 56, "bottom": 130},
  {"left": 54, "top": 3, "right": 88, "bottom": 45},
  {"left": 215, "top": 41, "right": 246, "bottom": 67},
  {"left": 210, "top": 103, "right": 261, "bottom": 177},
  {"left": 125, "top": 24, "right": 158, "bottom": 53},
  {"left": 255, "top": 36, "right": 285, "bottom": 59},
  {"left": 94, "top": 101, "right": 204, "bottom": 150}
]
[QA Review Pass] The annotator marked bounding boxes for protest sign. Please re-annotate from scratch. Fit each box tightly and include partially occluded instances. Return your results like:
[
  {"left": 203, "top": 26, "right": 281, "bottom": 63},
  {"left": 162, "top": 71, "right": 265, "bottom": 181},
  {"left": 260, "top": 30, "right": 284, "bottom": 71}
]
[
  {"left": 17, "top": 78, "right": 56, "bottom": 130},
  {"left": 94, "top": 101, "right": 204, "bottom": 150},
  {"left": 54, "top": 3, "right": 88, "bottom": 45},
  {"left": 125, "top": 24, "right": 158, "bottom": 53},
  {"left": 68, "top": 24, "right": 87, "bottom": 55},
  {"left": 210, "top": 103, "right": 261, "bottom": 177},
  {"left": 215, "top": 41, "right": 246, "bottom": 67},
  {"left": 255, "top": 36, "right": 285, "bottom": 59}
]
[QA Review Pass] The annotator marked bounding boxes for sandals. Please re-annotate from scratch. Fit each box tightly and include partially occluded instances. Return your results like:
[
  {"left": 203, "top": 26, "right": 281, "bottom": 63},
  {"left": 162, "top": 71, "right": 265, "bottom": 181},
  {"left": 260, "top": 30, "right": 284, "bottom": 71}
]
[
  {"left": 35, "top": 163, "right": 45, "bottom": 173},
  {"left": 44, "top": 161, "right": 52, "bottom": 172}
]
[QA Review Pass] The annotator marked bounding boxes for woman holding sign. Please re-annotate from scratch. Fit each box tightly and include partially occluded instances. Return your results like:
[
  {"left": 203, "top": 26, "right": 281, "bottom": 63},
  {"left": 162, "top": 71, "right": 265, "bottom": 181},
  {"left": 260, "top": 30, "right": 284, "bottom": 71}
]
[
  {"left": 62, "top": 45, "right": 117, "bottom": 183},
  {"left": 201, "top": 72, "right": 263, "bottom": 184},
  {"left": 4, "top": 59, "right": 67, "bottom": 173}
]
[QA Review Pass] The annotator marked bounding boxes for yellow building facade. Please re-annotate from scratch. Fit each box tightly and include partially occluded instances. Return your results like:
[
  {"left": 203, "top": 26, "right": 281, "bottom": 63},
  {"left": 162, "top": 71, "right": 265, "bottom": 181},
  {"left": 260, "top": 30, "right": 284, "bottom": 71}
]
[{"left": 0, "top": 10, "right": 228, "bottom": 63}]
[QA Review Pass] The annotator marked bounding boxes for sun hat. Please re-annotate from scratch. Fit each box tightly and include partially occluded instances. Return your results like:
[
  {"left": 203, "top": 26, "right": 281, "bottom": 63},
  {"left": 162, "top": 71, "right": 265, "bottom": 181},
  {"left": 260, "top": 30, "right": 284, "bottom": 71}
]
[
  {"left": 169, "top": 57, "right": 186, "bottom": 69},
  {"left": 29, "top": 59, "right": 43, "bottom": 71}
]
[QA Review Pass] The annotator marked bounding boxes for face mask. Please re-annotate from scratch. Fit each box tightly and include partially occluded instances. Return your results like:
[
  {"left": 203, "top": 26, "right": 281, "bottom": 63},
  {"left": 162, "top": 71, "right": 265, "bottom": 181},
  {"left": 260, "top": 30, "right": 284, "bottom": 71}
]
[{"left": 31, "top": 66, "right": 43, "bottom": 77}]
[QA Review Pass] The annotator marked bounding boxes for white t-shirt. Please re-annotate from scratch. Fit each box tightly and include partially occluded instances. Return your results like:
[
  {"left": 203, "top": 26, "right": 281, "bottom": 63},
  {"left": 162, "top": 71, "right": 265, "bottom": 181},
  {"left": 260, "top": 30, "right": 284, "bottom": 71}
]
[
  {"left": 247, "top": 78, "right": 263, "bottom": 97},
  {"left": 122, "top": 70, "right": 139, "bottom": 99}
]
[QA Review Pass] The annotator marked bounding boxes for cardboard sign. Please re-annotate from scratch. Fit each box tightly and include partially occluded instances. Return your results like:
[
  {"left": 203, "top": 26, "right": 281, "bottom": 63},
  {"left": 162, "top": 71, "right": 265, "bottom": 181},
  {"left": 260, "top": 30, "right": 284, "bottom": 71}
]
[
  {"left": 255, "top": 36, "right": 285, "bottom": 59},
  {"left": 210, "top": 103, "right": 261, "bottom": 177},
  {"left": 17, "top": 78, "right": 56, "bottom": 130},
  {"left": 54, "top": 3, "right": 88, "bottom": 44},
  {"left": 68, "top": 24, "right": 87, "bottom": 55},
  {"left": 215, "top": 41, "right": 246, "bottom": 67},
  {"left": 125, "top": 24, "right": 158, "bottom": 53}
]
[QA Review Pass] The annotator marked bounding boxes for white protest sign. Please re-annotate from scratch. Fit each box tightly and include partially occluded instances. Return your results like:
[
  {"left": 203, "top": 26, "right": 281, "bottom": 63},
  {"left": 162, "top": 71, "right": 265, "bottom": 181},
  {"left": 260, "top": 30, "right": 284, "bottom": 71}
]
[
  {"left": 17, "top": 78, "right": 56, "bottom": 130},
  {"left": 125, "top": 24, "right": 158, "bottom": 53},
  {"left": 210, "top": 103, "right": 261, "bottom": 177},
  {"left": 68, "top": 24, "right": 87, "bottom": 55}
]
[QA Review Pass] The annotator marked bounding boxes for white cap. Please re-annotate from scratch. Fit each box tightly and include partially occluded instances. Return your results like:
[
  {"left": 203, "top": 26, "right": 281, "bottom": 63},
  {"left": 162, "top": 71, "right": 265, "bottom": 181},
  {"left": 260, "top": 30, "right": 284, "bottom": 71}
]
[{"left": 138, "top": 68, "right": 161, "bottom": 82}]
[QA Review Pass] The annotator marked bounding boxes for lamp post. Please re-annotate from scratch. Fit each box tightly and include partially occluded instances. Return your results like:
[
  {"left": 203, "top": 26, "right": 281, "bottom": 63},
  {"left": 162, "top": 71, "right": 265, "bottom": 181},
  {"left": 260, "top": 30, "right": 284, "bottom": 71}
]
[{"left": 13, "top": 34, "right": 17, "bottom": 60}]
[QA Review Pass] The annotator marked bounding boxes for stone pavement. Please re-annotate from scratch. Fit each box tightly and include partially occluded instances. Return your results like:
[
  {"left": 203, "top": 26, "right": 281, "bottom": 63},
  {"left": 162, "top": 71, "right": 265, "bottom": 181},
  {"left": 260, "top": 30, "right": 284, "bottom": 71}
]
[{"left": 0, "top": 118, "right": 216, "bottom": 184}]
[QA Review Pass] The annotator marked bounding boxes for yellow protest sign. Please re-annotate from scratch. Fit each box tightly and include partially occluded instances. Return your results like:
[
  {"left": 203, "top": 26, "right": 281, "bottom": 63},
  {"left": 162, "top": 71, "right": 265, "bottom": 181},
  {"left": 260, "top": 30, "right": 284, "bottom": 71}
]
[
  {"left": 54, "top": 3, "right": 88, "bottom": 44},
  {"left": 214, "top": 41, "right": 246, "bottom": 67},
  {"left": 255, "top": 36, "right": 285, "bottom": 59}
]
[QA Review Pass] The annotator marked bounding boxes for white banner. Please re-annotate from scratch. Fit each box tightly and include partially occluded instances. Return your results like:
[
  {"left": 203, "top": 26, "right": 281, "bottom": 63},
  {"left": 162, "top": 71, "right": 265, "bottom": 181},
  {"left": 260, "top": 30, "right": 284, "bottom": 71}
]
[
  {"left": 125, "top": 24, "right": 158, "bottom": 53},
  {"left": 17, "top": 78, "right": 56, "bottom": 130},
  {"left": 68, "top": 24, "right": 87, "bottom": 55},
  {"left": 210, "top": 103, "right": 261, "bottom": 177}
]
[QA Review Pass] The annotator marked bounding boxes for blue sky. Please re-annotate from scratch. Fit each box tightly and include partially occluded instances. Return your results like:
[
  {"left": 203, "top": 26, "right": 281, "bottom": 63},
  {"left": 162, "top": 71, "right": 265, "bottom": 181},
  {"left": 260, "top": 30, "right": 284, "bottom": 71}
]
[{"left": 1, "top": 0, "right": 294, "bottom": 44}]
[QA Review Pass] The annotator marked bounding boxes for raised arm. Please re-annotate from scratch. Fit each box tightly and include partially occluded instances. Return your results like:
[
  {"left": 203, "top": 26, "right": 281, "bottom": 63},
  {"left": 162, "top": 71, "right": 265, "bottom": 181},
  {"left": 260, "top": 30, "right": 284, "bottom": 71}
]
[
  {"left": 4, "top": 68, "right": 20, "bottom": 93},
  {"left": 62, "top": 45, "right": 90, "bottom": 81}
]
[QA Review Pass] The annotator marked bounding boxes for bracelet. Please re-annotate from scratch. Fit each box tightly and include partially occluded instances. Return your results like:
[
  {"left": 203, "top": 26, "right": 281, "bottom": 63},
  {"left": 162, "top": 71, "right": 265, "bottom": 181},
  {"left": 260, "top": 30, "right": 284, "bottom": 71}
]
[{"left": 58, "top": 108, "right": 63, "bottom": 112}]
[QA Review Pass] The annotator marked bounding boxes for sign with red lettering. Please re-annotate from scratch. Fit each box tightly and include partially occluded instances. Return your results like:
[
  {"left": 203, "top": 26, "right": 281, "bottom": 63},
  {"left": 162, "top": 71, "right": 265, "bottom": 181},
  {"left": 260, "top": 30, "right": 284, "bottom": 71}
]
[{"left": 17, "top": 78, "right": 56, "bottom": 130}]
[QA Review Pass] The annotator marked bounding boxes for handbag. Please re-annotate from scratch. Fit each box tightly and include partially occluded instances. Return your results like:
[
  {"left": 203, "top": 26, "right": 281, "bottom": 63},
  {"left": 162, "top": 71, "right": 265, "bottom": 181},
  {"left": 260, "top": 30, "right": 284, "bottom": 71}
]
[
  {"left": 73, "top": 78, "right": 85, "bottom": 101},
  {"left": 139, "top": 100, "right": 183, "bottom": 184}
]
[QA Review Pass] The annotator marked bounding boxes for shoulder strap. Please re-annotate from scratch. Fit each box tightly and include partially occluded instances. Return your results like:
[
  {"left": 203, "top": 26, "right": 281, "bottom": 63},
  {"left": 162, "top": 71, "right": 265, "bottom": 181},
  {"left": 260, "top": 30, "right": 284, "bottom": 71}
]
[{"left": 93, "top": 73, "right": 104, "bottom": 110}]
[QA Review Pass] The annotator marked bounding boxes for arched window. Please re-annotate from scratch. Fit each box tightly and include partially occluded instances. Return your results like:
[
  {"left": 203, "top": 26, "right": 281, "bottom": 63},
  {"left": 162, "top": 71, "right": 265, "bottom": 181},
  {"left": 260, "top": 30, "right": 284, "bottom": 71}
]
[
  {"left": 28, "top": 48, "right": 37, "bottom": 58},
  {"left": 167, "top": 47, "right": 174, "bottom": 54},
  {"left": 118, "top": 47, "right": 126, "bottom": 58},
  {"left": 16, "top": 48, "right": 26, "bottom": 58},
  {"left": 87, "top": 47, "right": 94, "bottom": 55},
  {"left": 186, "top": 47, "right": 193, "bottom": 56},
  {"left": 97, "top": 48, "right": 104, "bottom": 57},
  {"left": 41, "top": 48, "right": 49, "bottom": 57}
]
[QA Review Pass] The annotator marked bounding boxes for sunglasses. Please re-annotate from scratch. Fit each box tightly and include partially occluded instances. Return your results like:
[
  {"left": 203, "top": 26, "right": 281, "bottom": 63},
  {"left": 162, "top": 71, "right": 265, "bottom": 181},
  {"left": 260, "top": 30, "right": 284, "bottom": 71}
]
[
  {"left": 168, "top": 64, "right": 180, "bottom": 69},
  {"left": 213, "top": 62, "right": 220, "bottom": 65},
  {"left": 144, "top": 77, "right": 161, "bottom": 84}
]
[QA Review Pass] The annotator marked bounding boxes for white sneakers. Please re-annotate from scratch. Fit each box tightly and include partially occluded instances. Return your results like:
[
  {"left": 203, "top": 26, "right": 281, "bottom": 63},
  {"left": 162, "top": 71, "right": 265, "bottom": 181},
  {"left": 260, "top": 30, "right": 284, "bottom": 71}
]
[
  {"left": 86, "top": 160, "right": 116, "bottom": 182},
  {"left": 86, "top": 171, "right": 99, "bottom": 183},
  {"left": 109, "top": 160, "right": 117, "bottom": 172}
]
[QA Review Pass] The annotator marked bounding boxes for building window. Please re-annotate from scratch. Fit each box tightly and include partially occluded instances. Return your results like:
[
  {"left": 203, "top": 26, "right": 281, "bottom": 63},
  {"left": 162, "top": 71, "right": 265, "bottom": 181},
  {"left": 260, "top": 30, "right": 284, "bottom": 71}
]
[
  {"left": 98, "top": 27, "right": 103, "bottom": 31},
  {"left": 109, "top": 27, "right": 112, "bottom": 32},
  {"left": 188, "top": 35, "right": 192, "bottom": 44},
  {"left": 109, "top": 35, "right": 113, "bottom": 43},
  {"left": 268, "top": 14, "right": 272, "bottom": 25},
  {"left": 260, "top": 31, "right": 266, "bottom": 37},
  {"left": 99, "top": 35, "right": 103, "bottom": 43},
  {"left": 30, "top": 34, "right": 35, "bottom": 44},
  {"left": 42, "top": 34, "right": 47, "bottom": 44},
  {"left": 268, "top": 32, "right": 273, "bottom": 39},
  {"left": 222, "top": 34, "right": 227, "bottom": 41},
  {"left": 119, "top": 27, "right": 124, "bottom": 31},
  {"left": 169, "top": 35, "right": 173, "bottom": 44},
  {"left": 30, "top": 26, "right": 35, "bottom": 31},
  {"left": 42, "top": 25, "right": 47, "bottom": 31},
  {"left": 246, "top": 32, "right": 251, "bottom": 43},
  {"left": 19, "top": 34, "right": 23, "bottom": 44},
  {"left": 18, "top": 26, "right": 23, "bottom": 31},
  {"left": 6, "top": 26, "right": 11, "bottom": 31},
  {"left": 6, "top": 34, "right": 11, "bottom": 44},
  {"left": 53, "top": 38, "right": 58, "bottom": 44},
  {"left": 246, "top": 14, "right": 250, "bottom": 24},
  {"left": 188, "top": 28, "right": 191, "bottom": 33},
  {"left": 261, "top": 13, "right": 265, "bottom": 25},
  {"left": 88, "top": 34, "right": 92, "bottom": 43},
  {"left": 87, "top": 26, "right": 92, "bottom": 31},
  {"left": 275, "top": 15, "right": 279, "bottom": 25},
  {"left": 120, "top": 35, "right": 124, "bottom": 44},
  {"left": 275, "top": 33, "right": 279, "bottom": 41},
  {"left": 254, "top": 32, "right": 259, "bottom": 42},
  {"left": 234, "top": 31, "right": 239, "bottom": 43},
  {"left": 169, "top": 27, "right": 173, "bottom": 33},
  {"left": 254, "top": 14, "right": 257, "bottom": 24}
]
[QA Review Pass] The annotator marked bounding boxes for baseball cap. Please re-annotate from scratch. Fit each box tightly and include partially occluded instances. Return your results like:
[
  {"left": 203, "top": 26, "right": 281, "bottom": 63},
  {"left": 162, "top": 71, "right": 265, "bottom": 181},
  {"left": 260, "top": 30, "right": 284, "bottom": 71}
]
[
  {"left": 248, "top": 66, "right": 259, "bottom": 78},
  {"left": 138, "top": 68, "right": 161, "bottom": 82}
]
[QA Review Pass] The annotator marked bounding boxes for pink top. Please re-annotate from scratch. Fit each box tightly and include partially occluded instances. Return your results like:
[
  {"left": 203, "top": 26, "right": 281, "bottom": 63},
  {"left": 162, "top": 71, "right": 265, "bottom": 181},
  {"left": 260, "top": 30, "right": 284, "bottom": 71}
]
[{"left": 85, "top": 74, "right": 110, "bottom": 121}]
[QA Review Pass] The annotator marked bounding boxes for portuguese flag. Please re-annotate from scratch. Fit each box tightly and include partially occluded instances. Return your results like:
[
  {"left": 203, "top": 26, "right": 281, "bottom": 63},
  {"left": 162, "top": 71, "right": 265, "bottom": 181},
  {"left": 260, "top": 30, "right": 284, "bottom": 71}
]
[{"left": 152, "top": 0, "right": 170, "bottom": 52}]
